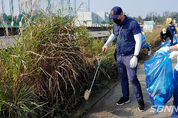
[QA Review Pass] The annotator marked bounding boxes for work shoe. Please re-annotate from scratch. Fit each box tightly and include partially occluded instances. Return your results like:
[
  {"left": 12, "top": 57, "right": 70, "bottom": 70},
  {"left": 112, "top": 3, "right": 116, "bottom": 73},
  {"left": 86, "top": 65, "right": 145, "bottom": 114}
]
[
  {"left": 116, "top": 97, "right": 130, "bottom": 106},
  {"left": 138, "top": 100, "right": 145, "bottom": 112}
]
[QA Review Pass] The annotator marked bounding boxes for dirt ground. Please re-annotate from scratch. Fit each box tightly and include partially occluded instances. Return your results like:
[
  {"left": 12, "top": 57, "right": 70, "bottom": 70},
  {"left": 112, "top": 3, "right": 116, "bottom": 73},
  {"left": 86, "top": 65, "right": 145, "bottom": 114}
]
[{"left": 82, "top": 52, "right": 176, "bottom": 118}]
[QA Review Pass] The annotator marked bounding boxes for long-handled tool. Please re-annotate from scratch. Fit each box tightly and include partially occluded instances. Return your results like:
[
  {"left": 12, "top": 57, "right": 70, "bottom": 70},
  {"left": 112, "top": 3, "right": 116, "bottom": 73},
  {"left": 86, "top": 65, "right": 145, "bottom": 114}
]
[{"left": 84, "top": 49, "right": 105, "bottom": 101}]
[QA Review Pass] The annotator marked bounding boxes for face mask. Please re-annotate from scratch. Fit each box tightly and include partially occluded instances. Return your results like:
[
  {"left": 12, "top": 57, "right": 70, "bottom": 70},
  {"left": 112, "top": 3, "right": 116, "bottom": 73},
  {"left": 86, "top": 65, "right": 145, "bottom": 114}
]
[{"left": 113, "top": 19, "right": 122, "bottom": 26}]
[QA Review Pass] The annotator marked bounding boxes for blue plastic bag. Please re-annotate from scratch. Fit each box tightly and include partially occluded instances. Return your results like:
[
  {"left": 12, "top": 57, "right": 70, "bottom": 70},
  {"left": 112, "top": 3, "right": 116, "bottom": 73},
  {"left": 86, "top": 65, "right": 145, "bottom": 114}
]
[
  {"left": 173, "top": 34, "right": 178, "bottom": 45},
  {"left": 161, "top": 35, "right": 178, "bottom": 47},
  {"left": 160, "top": 40, "right": 170, "bottom": 47},
  {"left": 142, "top": 40, "right": 150, "bottom": 48},
  {"left": 171, "top": 69, "right": 178, "bottom": 117},
  {"left": 141, "top": 33, "right": 150, "bottom": 48},
  {"left": 144, "top": 50, "right": 174, "bottom": 114}
]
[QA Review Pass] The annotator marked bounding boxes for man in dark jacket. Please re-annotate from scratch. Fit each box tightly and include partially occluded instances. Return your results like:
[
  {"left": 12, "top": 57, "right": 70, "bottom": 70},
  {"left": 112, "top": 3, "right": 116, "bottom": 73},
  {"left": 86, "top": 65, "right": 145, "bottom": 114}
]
[{"left": 102, "top": 6, "right": 144, "bottom": 111}]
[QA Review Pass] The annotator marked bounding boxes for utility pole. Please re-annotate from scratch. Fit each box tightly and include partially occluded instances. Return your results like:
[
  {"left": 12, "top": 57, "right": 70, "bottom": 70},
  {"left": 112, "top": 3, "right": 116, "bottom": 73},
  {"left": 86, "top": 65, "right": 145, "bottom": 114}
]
[
  {"left": 18, "top": 0, "right": 21, "bottom": 14},
  {"left": 29, "top": 0, "right": 32, "bottom": 7},
  {"left": 67, "top": 0, "right": 72, "bottom": 16},
  {"left": 9, "top": 0, "right": 14, "bottom": 27},
  {"left": 67, "top": 0, "right": 70, "bottom": 11},
  {"left": 1, "top": 0, "right": 5, "bottom": 13},
  {"left": 61, "top": 0, "right": 64, "bottom": 12},
  {"left": 74, "top": 0, "right": 76, "bottom": 15},
  {"left": 9, "top": 0, "right": 14, "bottom": 15},
  {"left": 48, "top": 0, "right": 51, "bottom": 13},
  {"left": 88, "top": 0, "right": 90, "bottom": 12},
  {"left": 29, "top": 0, "right": 32, "bottom": 13}
]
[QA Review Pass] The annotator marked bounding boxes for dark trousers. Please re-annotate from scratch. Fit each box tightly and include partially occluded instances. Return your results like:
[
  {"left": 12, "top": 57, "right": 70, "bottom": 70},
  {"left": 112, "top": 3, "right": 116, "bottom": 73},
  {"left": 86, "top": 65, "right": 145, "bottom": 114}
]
[
  {"left": 170, "top": 36, "right": 174, "bottom": 46},
  {"left": 116, "top": 54, "right": 143, "bottom": 101}
]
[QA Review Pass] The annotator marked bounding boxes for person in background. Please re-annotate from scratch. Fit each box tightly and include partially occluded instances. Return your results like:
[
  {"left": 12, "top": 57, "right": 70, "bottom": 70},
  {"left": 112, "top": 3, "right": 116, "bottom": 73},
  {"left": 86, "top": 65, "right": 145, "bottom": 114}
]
[
  {"left": 102, "top": 6, "right": 145, "bottom": 111},
  {"left": 160, "top": 28, "right": 170, "bottom": 42},
  {"left": 140, "top": 29, "right": 151, "bottom": 56},
  {"left": 160, "top": 45, "right": 178, "bottom": 117},
  {"left": 166, "top": 21, "right": 177, "bottom": 46}
]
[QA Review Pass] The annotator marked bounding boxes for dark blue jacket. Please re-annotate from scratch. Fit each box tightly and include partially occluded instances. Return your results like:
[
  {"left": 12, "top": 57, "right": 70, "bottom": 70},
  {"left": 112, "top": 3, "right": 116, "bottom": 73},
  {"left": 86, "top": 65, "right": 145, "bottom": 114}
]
[
  {"left": 113, "top": 15, "right": 141, "bottom": 56},
  {"left": 167, "top": 25, "right": 177, "bottom": 39}
]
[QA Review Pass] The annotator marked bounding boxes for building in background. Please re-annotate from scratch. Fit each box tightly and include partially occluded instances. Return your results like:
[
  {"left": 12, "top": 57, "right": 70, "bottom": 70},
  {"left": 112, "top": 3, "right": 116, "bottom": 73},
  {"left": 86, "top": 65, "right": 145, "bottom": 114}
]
[
  {"left": 93, "top": 12, "right": 109, "bottom": 24},
  {"left": 74, "top": 11, "right": 109, "bottom": 26}
]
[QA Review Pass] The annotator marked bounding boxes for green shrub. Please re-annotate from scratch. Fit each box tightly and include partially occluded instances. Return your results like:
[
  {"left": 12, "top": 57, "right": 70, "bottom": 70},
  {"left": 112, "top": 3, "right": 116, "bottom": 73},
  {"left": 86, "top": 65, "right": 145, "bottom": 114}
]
[{"left": 0, "top": 14, "right": 116, "bottom": 117}]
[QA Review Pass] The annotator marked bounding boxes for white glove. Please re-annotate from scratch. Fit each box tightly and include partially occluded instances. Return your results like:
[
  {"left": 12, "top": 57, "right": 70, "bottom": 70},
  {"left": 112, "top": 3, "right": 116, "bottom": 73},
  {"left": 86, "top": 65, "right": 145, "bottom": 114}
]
[
  {"left": 130, "top": 56, "right": 138, "bottom": 68},
  {"left": 169, "top": 51, "right": 178, "bottom": 59},
  {"left": 102, "top": 45, "right": 107, "bottom": 55},
  {"left": 159, "top": 46, "right": 170, "bottom": 52}
]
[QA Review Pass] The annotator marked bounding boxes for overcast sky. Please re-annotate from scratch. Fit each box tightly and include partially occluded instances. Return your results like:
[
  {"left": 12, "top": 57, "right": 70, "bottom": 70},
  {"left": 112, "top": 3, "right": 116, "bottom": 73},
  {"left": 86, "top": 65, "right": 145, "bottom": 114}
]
[{"left": 1, "top": 0, "right": 178, "bottom": 18}]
